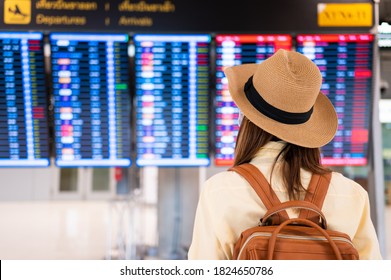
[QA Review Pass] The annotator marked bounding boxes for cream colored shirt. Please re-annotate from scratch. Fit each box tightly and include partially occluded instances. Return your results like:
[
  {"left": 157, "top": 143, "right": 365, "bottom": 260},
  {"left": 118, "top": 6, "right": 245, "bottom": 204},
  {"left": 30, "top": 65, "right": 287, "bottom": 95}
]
[{"left": 188, "top": 142, "right": 382, "bottom": 260}]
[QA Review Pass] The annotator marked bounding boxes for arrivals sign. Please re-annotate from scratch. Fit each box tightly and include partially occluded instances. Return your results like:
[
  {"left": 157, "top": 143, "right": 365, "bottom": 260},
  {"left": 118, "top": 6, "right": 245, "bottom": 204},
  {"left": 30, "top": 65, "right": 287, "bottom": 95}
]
[{"left": 0, "top": 0, "right": 374, "bottom": 32}]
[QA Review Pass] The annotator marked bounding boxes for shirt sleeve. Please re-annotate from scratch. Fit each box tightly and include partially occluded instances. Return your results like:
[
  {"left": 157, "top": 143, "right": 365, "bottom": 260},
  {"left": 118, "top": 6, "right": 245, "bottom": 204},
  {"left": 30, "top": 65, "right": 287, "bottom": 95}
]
[
  {"left": 187, "top": 182, "right": 227, "bottom": 260},
  {"left": 352, "top": 191, "right": 383, "bottom": 260}
]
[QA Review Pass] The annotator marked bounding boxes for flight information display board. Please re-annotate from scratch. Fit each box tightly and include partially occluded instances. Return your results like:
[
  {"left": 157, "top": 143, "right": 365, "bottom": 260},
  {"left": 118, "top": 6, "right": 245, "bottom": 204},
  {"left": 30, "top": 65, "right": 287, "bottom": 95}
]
[
  {"left": 214, "top": 35, "right": 292, "bottom": 166},
  {"left": 134, "top": 34, "right": 210, "bottom": 167},
  {"left": 297, "top": 34, "right": 374, "bottom": 166},
  {"left": 0, "top": 32, "right": 49, "bottom": 167},
  {"left": 50, "top": 33, "right": 131, "bottom": 167}
]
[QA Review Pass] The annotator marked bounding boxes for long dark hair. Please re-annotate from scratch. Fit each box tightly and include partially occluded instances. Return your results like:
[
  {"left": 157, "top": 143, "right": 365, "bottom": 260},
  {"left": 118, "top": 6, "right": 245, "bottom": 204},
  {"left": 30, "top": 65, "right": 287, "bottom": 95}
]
[{"left": 233, "top": 116, "right": 330, "bottom": 200}]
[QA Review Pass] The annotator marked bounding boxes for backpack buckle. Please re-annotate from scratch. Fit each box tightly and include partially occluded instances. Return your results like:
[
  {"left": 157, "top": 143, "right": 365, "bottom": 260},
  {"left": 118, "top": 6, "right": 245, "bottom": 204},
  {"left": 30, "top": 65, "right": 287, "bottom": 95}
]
[{"left": 259, "top": 217, "right": 273, "bottom": 226}]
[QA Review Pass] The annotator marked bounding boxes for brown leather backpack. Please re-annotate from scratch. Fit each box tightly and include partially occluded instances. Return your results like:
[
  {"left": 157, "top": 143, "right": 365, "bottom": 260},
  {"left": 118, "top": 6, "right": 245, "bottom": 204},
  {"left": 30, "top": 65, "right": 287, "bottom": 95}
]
[{"left": 229, "top": 163, "right": 359, "bottom": 260}]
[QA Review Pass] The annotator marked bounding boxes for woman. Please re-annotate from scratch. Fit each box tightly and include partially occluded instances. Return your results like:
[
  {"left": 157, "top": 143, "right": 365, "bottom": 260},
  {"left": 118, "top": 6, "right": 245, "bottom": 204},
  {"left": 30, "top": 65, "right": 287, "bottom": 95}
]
[{"left": 188, "top": 49, "right": 382, "bottom": 260}]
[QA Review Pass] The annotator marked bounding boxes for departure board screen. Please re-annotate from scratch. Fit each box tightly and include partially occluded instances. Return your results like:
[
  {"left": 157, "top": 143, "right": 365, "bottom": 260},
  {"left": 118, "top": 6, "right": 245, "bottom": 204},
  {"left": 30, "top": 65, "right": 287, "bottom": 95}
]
[
  {"left": 297, "top": 34, "right": 374, "bottom": 166},
  {"left": 215, "top": 35, "right": 292, "bottom": 166},
  {"left": 50, "top": 33, "right": 131, "bottom": 167},
  {"left": 134, "top": 34, "right": 210, "bottom": 167},
  {"left": 0, "top": 32, "right": 49, "bottom": 167}
]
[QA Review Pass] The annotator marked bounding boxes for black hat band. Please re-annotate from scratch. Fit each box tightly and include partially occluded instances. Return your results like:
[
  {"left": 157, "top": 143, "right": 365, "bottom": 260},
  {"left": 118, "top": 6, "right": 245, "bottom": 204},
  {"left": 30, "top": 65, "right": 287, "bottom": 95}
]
[{"left": 244, "top": 76, "right": 314, "bottom": 125}]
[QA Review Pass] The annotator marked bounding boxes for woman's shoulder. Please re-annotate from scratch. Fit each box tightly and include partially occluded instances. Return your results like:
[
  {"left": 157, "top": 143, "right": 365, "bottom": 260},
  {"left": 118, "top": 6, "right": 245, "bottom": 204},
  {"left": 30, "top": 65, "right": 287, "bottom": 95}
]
[
  {"left": 328, "top": 171, "right": 369, "bottom": 199},
  {"left": 202, "top": 169, "right": 248, "bottom": 193}
]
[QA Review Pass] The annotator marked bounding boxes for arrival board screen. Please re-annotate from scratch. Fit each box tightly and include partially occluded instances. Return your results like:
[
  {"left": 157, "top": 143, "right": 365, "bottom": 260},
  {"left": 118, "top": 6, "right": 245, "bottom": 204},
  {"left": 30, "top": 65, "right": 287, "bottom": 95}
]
[
  {"left": 0, "top": 32, "right": 49, "bottom": 167},
  {"left": 50, "top": 33, "right": 131, "bottom": 167},
  {"left": 297, "top": 34, "right": 374, "bottom": 166},
  {"left": 134, "top": 34, "right": 210, "bottom": 167},
  {"left": 215, "top": 35, "right": 292, "bottom": 166}
]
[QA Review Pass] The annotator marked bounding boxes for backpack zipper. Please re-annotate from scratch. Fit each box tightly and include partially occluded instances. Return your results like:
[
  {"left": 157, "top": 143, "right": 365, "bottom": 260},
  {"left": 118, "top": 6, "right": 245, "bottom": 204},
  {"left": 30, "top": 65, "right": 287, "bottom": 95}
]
[{"left": 237, "top": 231, "right": 354, "bottom": 259}]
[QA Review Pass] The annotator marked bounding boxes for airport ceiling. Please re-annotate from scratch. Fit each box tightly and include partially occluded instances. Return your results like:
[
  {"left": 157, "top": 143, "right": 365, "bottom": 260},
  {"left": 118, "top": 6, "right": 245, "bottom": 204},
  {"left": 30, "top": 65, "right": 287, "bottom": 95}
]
[{"left": 380, "top": 0, "right": 391, "bottom": 23}]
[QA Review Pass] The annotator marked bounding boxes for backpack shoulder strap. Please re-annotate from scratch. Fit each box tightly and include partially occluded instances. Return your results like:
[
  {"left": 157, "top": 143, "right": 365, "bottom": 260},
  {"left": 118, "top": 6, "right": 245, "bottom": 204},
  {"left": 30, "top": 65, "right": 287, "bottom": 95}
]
[
  {"left": 298, "top": 172, "right": 332, "bottom": 222},
  {"left": 228, "top": 163, "right": 289, "bottom": 223}
]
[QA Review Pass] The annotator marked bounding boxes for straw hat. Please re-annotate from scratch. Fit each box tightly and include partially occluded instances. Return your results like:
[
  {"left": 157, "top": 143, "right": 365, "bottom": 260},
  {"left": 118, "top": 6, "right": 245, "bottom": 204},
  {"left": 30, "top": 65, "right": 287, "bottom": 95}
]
[{"left": 224, "top": 49, "right": 338, "bottom": 148}]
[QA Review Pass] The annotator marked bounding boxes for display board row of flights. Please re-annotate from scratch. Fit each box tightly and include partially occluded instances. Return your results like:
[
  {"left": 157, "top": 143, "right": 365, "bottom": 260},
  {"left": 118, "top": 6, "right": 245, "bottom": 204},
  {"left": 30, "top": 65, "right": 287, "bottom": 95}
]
[{"left": 0, "top": 32, "right": 374, "bottom": 167}]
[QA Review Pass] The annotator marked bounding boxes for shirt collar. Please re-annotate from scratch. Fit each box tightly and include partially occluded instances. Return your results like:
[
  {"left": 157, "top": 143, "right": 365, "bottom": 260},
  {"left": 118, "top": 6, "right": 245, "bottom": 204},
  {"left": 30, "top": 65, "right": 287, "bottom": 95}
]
[{"left": 250, "top": 141, "right": 287, "bottom": 164}]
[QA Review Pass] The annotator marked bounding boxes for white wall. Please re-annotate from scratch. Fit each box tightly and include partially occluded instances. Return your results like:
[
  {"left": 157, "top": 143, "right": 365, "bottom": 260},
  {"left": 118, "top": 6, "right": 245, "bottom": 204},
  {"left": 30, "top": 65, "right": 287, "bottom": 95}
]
[
  {"left": 0, "top": 165, "right": 213, "bottom": 260},
  {"left": 0, "top": 168, "right": 54, "bottom": 201},
  {"left": 0, "top": 166, "right": 152, "bottom": 260},
  {"left": 0, "top": 201, "right": 109, "bottom": 259}
]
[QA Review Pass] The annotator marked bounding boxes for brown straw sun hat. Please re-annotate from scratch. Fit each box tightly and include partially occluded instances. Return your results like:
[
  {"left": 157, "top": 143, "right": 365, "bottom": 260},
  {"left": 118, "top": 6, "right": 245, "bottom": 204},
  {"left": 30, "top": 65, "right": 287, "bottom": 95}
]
[{"left": 224, "top": 49, "right": 338, "bottom": 148}]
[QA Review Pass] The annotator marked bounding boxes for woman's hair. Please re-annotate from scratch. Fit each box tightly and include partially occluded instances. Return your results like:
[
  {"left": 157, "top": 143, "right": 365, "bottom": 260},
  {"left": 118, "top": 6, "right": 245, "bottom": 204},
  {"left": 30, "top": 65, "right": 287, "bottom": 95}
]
[{"left": 233, "top": 116, "right": 330, "bottom": 200}]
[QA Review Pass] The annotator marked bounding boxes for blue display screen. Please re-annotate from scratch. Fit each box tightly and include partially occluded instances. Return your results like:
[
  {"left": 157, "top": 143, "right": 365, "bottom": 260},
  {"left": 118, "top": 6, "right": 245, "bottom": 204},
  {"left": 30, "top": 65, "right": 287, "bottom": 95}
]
[
  {"left": 134, "top": 34, "right": 210, "bottom": 167},
  {"left": 297, "top": 34, "right": 374, "bottom": 166},
  {"left": 50, "top": 33, "right": 131, "bottom": 167},
  {"left": 214, "top": 34, "right": 292, "bottom": 166},
  {"left": 0, "top": 32, "right": 49, "bottom": 167}
]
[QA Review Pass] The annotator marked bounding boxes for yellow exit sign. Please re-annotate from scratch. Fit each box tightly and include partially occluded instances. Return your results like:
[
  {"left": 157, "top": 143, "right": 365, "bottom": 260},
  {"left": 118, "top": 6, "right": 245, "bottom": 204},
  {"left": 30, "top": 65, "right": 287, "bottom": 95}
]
[{"left": 318, "top": 3, "right": 373, "bottom": 27}]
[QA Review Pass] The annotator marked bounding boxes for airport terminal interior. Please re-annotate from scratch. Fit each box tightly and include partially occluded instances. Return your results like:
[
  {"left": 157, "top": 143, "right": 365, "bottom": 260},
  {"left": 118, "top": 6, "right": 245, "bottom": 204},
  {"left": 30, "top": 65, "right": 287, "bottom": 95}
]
[{"left": 1, "top": 0, "right": 391, "bottom": 260}]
